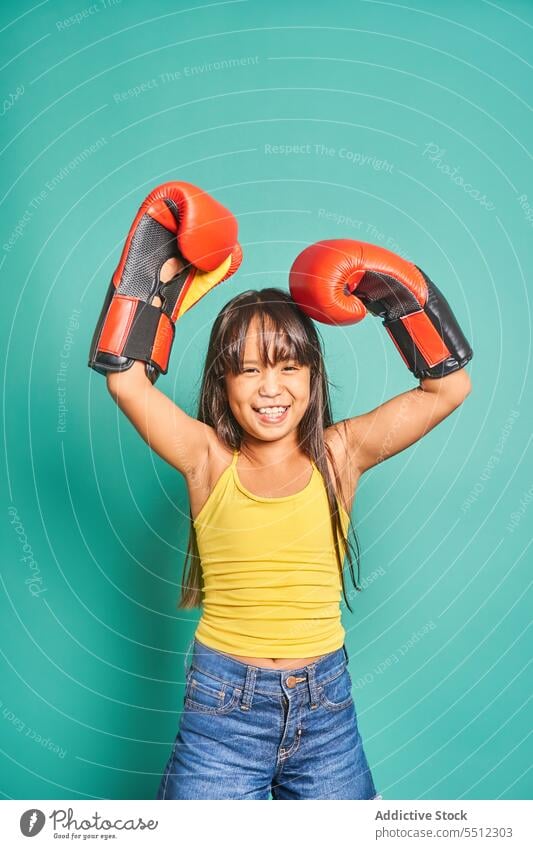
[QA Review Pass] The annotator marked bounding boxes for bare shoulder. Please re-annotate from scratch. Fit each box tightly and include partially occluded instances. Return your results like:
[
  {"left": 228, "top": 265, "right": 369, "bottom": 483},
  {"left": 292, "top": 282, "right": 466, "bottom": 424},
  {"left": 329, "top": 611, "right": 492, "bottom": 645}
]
[
  {"left": 107, "top": 364, "right": 216, "bottom": 480},
  {"left": 324, "top": 422, "right": 361, "bottom": 516},
  {"left": 184, "top": 425, "right": 360, "bottom": 520}
]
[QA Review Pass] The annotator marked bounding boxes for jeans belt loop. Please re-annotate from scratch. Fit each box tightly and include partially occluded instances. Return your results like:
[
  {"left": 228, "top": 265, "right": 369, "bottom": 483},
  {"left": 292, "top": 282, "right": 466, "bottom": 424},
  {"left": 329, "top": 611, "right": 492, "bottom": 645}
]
[
  {"left": 306, "top": 663, "right": 320, "bottom": 710},
  {"left": 183, "top": 637, "right": 195, "bottom": 676},
  {"left": 239, "top": 665, "right": 256, "bottom": 711}
]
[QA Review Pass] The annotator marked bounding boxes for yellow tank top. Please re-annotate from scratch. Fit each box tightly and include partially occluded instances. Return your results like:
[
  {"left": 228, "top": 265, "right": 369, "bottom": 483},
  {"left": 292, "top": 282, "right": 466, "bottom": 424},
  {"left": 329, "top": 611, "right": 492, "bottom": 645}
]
[{"left": 193, "top": 449, "right": 351, "bottom": 657}]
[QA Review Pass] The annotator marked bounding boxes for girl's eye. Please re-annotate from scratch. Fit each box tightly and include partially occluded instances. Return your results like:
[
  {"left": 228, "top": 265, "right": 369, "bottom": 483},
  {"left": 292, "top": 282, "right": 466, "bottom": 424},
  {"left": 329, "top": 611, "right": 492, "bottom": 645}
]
[{"left": 242, "top": 365, "right": 298, "bottom": 374}]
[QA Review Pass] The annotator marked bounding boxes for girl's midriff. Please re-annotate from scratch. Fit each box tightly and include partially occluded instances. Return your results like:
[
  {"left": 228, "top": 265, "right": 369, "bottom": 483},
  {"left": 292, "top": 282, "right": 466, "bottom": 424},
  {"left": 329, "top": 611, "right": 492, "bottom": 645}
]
[{"left": 211, "top": 648, "right": 328, "bottom": 670}]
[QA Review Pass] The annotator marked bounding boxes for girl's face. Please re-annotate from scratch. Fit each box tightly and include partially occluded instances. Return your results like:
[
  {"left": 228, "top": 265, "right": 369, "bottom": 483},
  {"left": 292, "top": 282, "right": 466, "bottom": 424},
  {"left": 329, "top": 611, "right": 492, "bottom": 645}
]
[{"left": 225, "top": 318, "right": 311, "bottom": 443}]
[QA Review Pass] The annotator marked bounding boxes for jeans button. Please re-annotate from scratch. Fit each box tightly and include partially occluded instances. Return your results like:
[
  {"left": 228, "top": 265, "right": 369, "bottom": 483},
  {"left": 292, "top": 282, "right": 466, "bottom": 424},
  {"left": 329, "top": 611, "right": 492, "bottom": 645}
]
[{"left": 285, "top": 675, "right": 306, "bottom": 688}]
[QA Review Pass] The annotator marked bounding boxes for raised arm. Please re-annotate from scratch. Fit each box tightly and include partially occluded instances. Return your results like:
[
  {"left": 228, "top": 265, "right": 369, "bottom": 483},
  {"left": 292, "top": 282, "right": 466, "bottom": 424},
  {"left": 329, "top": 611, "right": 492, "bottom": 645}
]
[
  {"left": 88, "top": 180, "right": 241, "bottom": 385},
  {"left": 289, "top": 238, "right": 473, "bottom": 474},
  {"left": 105, "top": 267, "right": 212, "bottom": 477},
  {"left": 333, "top": 367, "right": 471, "bottom": 474},
  {"left": 88, "top": 181, "right": 242, "bottom": 476}
]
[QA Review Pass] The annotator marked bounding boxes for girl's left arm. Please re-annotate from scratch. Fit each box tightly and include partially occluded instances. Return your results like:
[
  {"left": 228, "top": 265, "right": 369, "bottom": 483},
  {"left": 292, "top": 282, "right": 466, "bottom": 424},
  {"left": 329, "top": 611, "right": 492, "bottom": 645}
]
[
  {"left": 333, "top": 367, "right": 472, "bottom": 474},
  {"left": 290, "top": 239, "right": 474, "bottom": 474}
]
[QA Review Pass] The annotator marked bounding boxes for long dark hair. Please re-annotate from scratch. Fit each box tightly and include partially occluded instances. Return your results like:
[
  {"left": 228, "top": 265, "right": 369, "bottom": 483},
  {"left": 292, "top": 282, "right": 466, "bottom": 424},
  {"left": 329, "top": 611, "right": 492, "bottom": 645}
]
[{"left": 178, "top": 287, "right": 362, "bottom": 613}]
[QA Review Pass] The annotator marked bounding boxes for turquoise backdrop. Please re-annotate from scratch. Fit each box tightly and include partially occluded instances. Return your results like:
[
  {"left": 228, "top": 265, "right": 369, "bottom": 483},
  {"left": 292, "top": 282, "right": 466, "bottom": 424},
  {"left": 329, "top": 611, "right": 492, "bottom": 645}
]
[{"left": 1, "top": 0, "right": 531, "bottom": 801}]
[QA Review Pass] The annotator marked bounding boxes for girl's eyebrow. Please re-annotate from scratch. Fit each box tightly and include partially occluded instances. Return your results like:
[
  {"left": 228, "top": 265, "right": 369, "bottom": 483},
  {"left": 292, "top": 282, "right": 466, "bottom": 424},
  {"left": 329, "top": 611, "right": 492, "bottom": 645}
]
[{"left": 243, "top": 358, "right": 294, "bottom": 365}]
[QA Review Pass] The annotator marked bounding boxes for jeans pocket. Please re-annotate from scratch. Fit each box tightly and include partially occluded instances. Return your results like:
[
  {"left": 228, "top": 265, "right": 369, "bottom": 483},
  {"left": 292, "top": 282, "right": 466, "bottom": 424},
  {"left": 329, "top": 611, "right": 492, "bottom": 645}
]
[
  {"left": 184, "top": 666, "right": 241, "bottom": 715},
  {"left": 319, "top": 665, "right": 354, "bottom": 712}
]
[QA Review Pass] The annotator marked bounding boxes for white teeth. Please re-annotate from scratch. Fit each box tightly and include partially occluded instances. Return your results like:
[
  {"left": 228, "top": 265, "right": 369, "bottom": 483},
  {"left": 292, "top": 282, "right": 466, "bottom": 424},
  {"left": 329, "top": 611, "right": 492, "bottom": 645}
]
[{"left": 257, "top": 406, "right": 287, "bottom": 414}]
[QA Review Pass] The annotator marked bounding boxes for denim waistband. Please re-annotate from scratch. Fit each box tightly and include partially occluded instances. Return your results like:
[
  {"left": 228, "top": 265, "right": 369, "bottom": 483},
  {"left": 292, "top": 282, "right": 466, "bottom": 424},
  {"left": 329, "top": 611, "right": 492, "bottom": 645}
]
[{"left": 185, "top": 637, "right": 349, "bottom": 697}]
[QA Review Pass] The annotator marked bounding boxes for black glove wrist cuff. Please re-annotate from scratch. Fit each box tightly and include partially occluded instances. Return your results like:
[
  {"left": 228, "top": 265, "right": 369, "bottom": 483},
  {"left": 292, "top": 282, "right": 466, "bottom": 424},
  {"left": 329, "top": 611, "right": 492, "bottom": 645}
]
[{"left": 383, "top": 270, "right": 473, "bottom": 379}]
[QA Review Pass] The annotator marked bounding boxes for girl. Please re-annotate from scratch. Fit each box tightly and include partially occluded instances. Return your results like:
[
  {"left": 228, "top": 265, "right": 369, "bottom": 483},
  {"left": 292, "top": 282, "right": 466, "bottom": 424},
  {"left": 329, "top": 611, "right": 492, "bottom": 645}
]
[{"left": 90, "top": 185, "right": 472, "bottom": 800}]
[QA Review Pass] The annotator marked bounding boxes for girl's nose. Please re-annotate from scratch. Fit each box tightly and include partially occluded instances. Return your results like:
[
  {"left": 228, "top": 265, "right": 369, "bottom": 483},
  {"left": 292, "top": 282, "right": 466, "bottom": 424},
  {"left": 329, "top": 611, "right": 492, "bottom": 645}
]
[{"left": 259, "top": 369, "right": 282, "bottom": 394}]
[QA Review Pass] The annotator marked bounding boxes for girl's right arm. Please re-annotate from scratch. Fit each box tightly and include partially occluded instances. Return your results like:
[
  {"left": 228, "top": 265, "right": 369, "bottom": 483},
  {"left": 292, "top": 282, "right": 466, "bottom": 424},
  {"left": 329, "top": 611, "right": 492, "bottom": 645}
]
[
  {"left": 87, "top": 180, "right": 242, "bottom": 477},
  {"left": 106, "top": 360, "right": 212, "bottom": 479}
]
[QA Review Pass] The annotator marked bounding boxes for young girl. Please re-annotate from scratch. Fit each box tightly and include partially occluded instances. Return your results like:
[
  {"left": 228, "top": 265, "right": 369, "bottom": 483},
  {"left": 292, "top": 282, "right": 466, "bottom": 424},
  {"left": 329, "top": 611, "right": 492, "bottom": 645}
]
[{"left": 89, "top": 184, "right": 472, "bottom": 800}]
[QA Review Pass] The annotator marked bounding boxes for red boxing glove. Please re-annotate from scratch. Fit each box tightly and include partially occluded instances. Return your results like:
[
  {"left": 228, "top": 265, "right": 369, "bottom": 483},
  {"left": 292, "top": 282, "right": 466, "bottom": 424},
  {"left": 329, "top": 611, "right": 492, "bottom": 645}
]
[
  {"left": 289, "top": 239, "right": 473, "bottom": 379},
  {"left": 88, "top": 181, "right": 242, "bottom": 383}
]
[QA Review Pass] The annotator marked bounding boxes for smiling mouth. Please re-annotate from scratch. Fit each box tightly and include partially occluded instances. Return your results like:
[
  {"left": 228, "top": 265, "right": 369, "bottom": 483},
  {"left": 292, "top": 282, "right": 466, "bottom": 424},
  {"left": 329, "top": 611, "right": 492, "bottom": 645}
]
[{"left": 252, "top": 405, "right": 290, "bottom": 422}]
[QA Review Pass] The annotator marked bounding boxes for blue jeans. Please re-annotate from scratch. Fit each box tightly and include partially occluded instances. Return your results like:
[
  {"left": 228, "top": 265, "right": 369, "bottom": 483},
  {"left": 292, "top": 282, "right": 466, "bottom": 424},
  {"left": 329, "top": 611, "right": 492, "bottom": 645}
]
[{"left": 156, "top": 637, "right": 382, "bottom": 800}]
